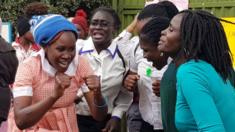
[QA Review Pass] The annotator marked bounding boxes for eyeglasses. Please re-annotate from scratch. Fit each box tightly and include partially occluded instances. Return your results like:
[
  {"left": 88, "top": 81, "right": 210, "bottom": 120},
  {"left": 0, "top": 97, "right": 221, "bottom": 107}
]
[{"left": 90, "top": 20, "right": 112, "bottom": 28}]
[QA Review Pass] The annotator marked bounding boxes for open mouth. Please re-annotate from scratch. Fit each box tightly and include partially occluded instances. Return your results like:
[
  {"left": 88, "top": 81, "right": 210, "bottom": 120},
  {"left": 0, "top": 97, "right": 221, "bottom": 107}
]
[
  {"left": 92, "top": 32, "right": 104, "bottom": 40},
  {"left": 58, "top": 61, "right": 70, "bottom": 69}
]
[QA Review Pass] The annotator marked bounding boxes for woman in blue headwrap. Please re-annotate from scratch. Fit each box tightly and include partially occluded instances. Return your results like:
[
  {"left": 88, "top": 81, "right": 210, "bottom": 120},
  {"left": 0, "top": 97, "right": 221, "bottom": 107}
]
[{"left": 8, "top": 14, "right": 107, "bottom": 132}]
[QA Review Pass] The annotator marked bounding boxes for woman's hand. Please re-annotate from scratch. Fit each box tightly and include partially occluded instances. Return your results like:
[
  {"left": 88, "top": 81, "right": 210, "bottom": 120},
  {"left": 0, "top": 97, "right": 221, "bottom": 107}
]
[
  {"left": 83, "top": 75, "right": 107, "bottom": 121},
  {"left": 152, "top": 79, "right": 161, "bottom": 97},
  {"left": 84, "top": 75, "right": 101, "bottom": 94},
  {"left": 53, "top": 73, "right": 72, "bottom": 99},
  {"left": 124, "top": 73, "right": 140, "bottom": 92}
]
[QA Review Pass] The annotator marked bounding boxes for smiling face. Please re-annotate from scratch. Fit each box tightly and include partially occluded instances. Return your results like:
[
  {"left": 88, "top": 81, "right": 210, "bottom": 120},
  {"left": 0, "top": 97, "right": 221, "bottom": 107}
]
[
  {"left": 44, "top": 31, "right": 76, "bottom": 72},
  {"left": 158, "top": 14, "right": 183, "bottom": 59},
  {"left": 89, "top": 11, "right": 115, "bottom": 47},
  {"left": 140, "top": 38, "right": 168, "bottom": 69},
  {"left": 140, "top": 39, "right": 161, "bottom": 63}
]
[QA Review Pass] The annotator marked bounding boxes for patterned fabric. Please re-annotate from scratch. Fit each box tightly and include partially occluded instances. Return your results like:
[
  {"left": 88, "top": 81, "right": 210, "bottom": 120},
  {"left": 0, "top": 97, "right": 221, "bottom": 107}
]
[
  {"left": 8, "top": 53, "right": 93, "bottom": 132},
  {"left": 12, "top": 38, "right": 39, "bottom": 63}
]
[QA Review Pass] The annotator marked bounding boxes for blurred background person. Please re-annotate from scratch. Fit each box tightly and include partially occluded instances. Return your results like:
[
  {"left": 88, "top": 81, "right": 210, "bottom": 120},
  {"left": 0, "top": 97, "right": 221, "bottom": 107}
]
[
  {"left": 24, "top": 1, "right": 49, "bottom": 19},
  {"left": 0, "top": 17, "right": 18, "bottom": 128},
  {"left": 72, "top": 9, "right": 89, "bottom": 40},
  {"left": 12, "top": 16, "right": 39, "bottom": 63}
]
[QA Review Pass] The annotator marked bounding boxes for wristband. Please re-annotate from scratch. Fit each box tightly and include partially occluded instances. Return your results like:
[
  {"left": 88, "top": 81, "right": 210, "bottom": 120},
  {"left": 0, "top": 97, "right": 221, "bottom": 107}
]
[{"left": 111, "top": 116, "right": 121, "bottom": 121}]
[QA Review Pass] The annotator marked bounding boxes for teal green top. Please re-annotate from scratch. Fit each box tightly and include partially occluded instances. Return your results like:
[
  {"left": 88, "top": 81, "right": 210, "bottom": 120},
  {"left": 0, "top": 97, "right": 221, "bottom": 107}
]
[
  {"left": 175, "top": 60, "right": 235, "bottom": 132},
  {"left": 160, "top": 62, "right": 178, "bottom": 132}
]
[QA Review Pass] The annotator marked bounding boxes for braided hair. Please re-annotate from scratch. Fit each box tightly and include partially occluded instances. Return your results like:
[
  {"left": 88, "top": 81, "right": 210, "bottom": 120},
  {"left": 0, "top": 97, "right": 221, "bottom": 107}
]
[
  {"left": 140, "top": 17, "right": 169, "bottom": 45},
  {"left": 177, "top": 10, "right": 234, "bottom": 80}
]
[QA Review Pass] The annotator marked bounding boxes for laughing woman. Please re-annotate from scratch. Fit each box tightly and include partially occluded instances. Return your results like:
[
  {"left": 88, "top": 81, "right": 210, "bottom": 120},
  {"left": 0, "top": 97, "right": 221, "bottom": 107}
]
[
  {"left": 158, "top": 10, "right": 235, "bottom": 131},
  {"left": 76, "top": 7, "right": 133, "bottom": 132},
  {"left": 8, "top": 14, "right": 107, "bottom": 132}
]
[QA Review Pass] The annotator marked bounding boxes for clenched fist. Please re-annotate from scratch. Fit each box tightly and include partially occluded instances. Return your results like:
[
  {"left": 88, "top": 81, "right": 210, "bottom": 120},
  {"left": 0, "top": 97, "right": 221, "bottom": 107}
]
[
  {"left": 84, "top": 75, "right": 101, "bottom": 93},
  {"left": 152, "top": 79, "right": 161, "bottom": 97},
  {"left": 124, "top": 73, "right": 140, "bottom": 92},
  {"left": 53, "top": 73, "right": 72, "bottom": 99}
]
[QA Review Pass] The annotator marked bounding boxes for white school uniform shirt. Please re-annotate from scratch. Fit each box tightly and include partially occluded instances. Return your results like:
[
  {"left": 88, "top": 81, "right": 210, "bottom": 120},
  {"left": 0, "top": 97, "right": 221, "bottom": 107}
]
[
  {"left": 128, "top": 34, "right": 171, "bottom": 129},
  {"left": 76, "top": 37, "right": 133, "bottom": 118}
]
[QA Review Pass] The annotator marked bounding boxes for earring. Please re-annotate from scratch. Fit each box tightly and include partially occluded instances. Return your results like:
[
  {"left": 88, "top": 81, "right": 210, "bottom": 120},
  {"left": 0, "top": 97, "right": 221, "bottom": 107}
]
[
  {"left": 184, "top": 48, "right": 189, "bottom": 56},
  {"left": 160, "top": 52, "right": 164, "bottom": 57}
]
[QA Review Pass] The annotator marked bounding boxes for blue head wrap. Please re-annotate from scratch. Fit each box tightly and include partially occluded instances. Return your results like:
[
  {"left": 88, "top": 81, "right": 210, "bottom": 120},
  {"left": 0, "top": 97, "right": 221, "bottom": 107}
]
[{"left": 30, "top": 14, "right": 78, "bottom": 46}]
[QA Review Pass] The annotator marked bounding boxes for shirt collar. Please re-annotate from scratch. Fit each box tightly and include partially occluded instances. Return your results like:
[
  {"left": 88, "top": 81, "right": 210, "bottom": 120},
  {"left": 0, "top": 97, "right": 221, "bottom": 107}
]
[
  {"left": 33, "top": 48, "right": 79, "bottom": 77},
  {"left": 79, "top": 37, "right": 118, "bottom": 58}
]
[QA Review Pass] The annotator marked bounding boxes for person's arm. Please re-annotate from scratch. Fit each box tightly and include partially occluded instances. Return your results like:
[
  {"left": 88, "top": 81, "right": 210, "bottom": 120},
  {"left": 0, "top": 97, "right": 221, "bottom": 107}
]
[
  {"left": 114, "top": 13, "right": 138, "bottom": 43},
  {"left": 83, "top": 76, "right": 108, "bottom": 121},
  {"left": 78, "top": 56, "right": 108, "bottom": 121},
  {"left": 123, "top": 71, "right": 140, "bottom": 92},
  {"left": 14, "top": 95, "right": 57, "bottom": 129},
  {"left": 177, "top": 64, "right": 225, "bottom": 131},
  {"left": 114, "top": 14, "right": 139, "bottom": 60},
  {"left": 101, "top": 86, "right": 133, "bottom": 132},
  {"left": 126, "top": 13, "right": 138, "bottom": 33},
  {"left": 13, "top": 61, "right": 71, "bottom": 130}
]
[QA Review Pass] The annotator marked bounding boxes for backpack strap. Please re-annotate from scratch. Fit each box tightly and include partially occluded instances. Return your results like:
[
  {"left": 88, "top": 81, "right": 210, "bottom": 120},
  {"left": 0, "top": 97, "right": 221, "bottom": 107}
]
[{"left": 116, "top": 47, "right": 126, "bottom": 70}]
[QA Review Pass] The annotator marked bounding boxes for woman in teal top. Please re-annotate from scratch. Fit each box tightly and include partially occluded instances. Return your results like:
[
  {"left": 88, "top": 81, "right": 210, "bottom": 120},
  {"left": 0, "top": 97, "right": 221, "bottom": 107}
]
[
  {"left": 158, "top": 10, "right": 235, "bottom": 131},
  {"left": 176, "top": 60, "right": 235, "bottom": 131}
]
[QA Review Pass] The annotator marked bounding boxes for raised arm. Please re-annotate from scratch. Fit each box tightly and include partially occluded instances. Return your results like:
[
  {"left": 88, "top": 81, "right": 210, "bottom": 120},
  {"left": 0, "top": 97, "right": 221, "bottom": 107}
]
[
  {"left": 77, "top": 56, "right": 108, "bottom": 121},
  {"left": 14, "top": 72, "right": 71, "bottom": 130},
  {"left": 83, "top": 75, "right": 108, "bottom": 121}
]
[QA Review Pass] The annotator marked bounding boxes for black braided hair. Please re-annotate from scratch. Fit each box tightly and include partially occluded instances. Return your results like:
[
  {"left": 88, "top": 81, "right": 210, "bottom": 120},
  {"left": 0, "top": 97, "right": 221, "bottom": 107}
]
[
  {"left": 140, "top": 17, "right": 169, "bottom": 45},
  {"left": 90, "top": 7, "right": 121, "bottom": 31},
  {"left": 177, "top": 10, "right": 234, "bottom": 80},
  {"left": 138, "top": 1, "right": 178, "bottom": 20}
]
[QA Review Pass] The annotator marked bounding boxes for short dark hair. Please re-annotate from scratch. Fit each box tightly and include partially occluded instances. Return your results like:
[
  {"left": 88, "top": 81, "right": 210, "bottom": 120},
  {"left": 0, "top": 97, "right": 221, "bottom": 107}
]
[
  {"left": 90, "top": 7, "right": 121, "bottom": 31},
  {"left": 24, "top": 2, "right": 49, "bottom": 19},
  {"left": 16, "top": 16, "right": 30, "bottom": 36},
  {"left": 140, "top": 17, "right": 169, "bottom": 45},
  {"left": 138, "top": 1, "right": 178, "bottom": 20},
  {"left": 177, "top": 10, "right": 234, "bottom": 80}
]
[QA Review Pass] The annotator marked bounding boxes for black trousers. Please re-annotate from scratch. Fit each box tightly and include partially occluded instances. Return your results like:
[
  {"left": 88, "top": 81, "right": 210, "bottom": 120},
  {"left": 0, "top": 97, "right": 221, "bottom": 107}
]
[
  {"left": 77, "top": 114, "right": 111, "bottom": 132},
  {"left": 140, "top": 120, "right": 164, "bottom": 132}
]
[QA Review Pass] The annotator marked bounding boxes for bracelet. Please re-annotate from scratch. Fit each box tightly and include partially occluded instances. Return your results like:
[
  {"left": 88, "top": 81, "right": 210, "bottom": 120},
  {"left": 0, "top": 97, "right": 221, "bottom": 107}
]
[{"left": 93, "top": 97, "right": 107, "bottom": 108}]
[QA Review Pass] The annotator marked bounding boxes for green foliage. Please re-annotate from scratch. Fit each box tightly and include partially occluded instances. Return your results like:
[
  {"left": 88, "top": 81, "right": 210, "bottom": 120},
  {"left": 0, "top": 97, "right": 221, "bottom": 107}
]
[{"left": 0, "top": 0, "right": 110, "bottom": 39}]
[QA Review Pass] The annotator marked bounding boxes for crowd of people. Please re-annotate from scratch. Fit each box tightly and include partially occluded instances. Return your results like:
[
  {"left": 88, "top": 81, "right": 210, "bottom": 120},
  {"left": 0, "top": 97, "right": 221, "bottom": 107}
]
[{"left": 0, "top": 0, "right": 235, "bottom": 132}]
